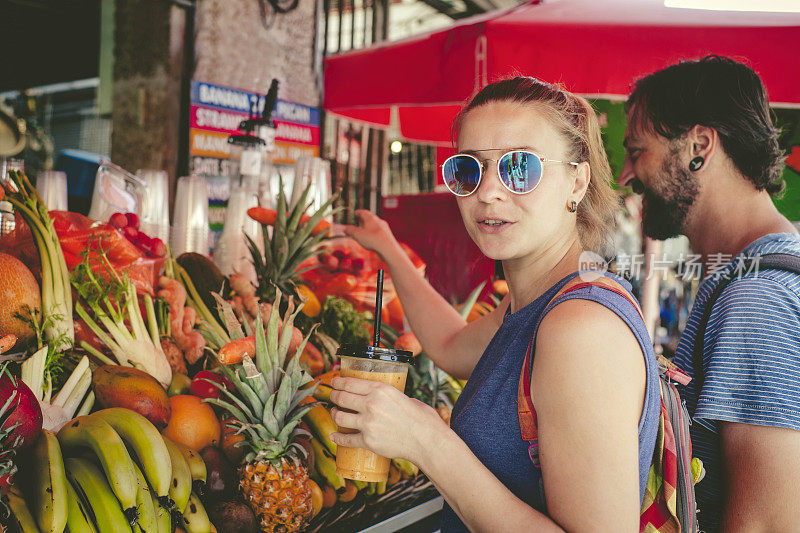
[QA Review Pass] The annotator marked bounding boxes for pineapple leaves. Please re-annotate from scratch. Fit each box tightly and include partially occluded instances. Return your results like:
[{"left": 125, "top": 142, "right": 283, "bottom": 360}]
[
  {"left": 213, "top": 293, "right": 245, "bottom": 341},
  {"left": 285, "top": 193, "right": 337, "bottom": 261},
  {"left": 273, "top": 371, "right": 294, "bottom": 426},
  {"left": 266, "top": 289, "right": 282, "bottom": 384},
  {"left": 277, "top": 299, "right": 304, "bottom": 369},
  {"left": 286, "top": 180, "right": 313, "bottom": 236},
  {"left": 253, "top": 312, "right": 269, "bottom": 378},
  {"left": 261, "top": 393, "right": 280, "bottom": 437},
  {"left": 272, "top": 178, "right": 287, "bottom": 269},
  {"left": 217, "top": 363, "right": 264, "bottom": 419}
]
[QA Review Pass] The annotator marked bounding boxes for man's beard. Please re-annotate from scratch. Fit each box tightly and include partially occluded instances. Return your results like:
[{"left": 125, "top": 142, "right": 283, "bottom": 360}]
[{"left": 641, "top": 146, "right": 700, "bottom": 240}]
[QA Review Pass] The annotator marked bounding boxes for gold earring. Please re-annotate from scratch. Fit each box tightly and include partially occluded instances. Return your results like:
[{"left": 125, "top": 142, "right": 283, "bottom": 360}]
[{"left": 567, "top": 200, "right": 578, "bottom": 213}]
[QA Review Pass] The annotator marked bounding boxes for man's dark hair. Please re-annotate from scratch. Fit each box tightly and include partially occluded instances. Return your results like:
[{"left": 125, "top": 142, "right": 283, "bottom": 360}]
[{"left": 626, "top": 55, "right": 785, "bottom": 196}]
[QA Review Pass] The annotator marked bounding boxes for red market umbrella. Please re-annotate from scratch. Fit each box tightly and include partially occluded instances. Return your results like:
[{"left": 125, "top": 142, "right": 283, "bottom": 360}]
[{"left": 324, "top": 0, "right": 800, "bottom": 145}]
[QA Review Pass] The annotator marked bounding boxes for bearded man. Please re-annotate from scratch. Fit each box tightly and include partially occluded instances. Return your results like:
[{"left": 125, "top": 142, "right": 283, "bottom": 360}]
[{"left": 618, "top": 55, "right": 800, "bottom": 532}]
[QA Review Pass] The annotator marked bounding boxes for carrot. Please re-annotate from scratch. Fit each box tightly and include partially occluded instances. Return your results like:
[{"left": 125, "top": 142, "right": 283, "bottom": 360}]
[
  {"left": 218, "top": 335, "right": 256, "bottom": 365},
  {"left": 247, "top": 206, "right": 278, "bottom": 226},
  {"left": 299, "top": 214, "right": 332, "bottom": 236},
  {"left": 248, "top": 207, "right": 330, "bottom": 236}
]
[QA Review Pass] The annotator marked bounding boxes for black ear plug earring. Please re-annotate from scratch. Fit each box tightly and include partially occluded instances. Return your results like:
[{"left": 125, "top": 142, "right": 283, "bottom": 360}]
[{"left": 689, "top": 156, "right": 705, "bottom": 172}]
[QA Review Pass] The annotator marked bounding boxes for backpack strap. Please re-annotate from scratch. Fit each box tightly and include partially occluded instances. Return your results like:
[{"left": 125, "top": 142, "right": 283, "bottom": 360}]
[
  {"left": 517, "top": 274, "right": 644, "bottom": 465},
  {"left": 692, "top": 253, "right": 800, "bottom": 398}
]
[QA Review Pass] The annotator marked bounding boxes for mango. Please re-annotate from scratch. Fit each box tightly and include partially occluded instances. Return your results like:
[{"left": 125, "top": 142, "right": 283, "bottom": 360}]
[{"left": 92, "top": 365, "right": 172, "bottom": 429}]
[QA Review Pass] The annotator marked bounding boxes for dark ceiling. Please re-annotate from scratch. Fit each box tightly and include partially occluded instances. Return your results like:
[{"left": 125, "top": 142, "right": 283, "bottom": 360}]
[{"left": 0, "top": 0, "right": 100, "bottom": 92}]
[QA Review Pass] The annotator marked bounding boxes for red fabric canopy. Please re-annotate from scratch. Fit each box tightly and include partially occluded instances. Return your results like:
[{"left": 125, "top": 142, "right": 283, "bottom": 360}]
[{"left": 324, "top": 0, "right": 800, "bottom": 145}]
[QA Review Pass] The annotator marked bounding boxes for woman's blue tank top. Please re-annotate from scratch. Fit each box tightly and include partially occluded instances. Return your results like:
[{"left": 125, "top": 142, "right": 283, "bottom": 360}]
[{"left": 440, "top": 272, "right": 660, "bottom": 532}]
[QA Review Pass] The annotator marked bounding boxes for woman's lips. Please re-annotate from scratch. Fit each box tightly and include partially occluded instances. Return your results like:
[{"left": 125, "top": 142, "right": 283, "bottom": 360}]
[{"left": 477, "top": 218, "right": 513, "bottom": 234}]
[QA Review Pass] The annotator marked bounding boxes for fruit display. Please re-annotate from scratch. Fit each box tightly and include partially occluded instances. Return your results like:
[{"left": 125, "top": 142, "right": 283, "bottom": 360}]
[{"left": 0, "top": 172, "right": 500, "bottom": 532}]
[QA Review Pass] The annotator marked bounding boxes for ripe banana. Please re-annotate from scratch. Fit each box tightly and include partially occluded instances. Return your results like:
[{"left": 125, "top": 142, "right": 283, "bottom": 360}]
[
  {"left": 64, "top": 481, "right": 98, "bottom": 533},
  {"left": 309, "top": 437, "right": 344, "bottom": 490},
  {"left": 27, "top": 429, "right": 68, "bottom": 533},
  {"left": 162, "top": 437, "right": 192, "bottom": 519},
  {"left": 6, "top": 485, "right": 40, "bottom": 533},
  {"left": 132, "top": 463, "right": 158, "bottom": 533},
  {"left": 64, "top": 457, "right": 134, "bottom": 533},
  {"left": 303, "top": 404, "right": 338, "bottom": 455},
  {"left": 182, "top": 493, "right": 215, "bottom": 533},
  {"left": 57, "top": 415, "right": 139, "bottom": 519},
  {"left": 152, "top": 492, "right": 172, "bottom": 533},
  {"left": 89, "top": 408, "right": 173, "bottom": 499},
  {"left": 174, "top": 441, "right": 207, "bottom": 495}
]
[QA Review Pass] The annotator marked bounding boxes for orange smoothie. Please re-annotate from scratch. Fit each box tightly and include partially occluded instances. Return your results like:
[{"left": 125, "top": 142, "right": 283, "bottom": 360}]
[{"left": 335, "top": 367, "right": 408, "bottom": 482}]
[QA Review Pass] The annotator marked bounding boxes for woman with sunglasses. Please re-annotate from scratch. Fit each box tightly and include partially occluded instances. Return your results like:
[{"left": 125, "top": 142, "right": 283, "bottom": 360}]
[{"left": 331, "top": 77, "right": 660, "bottom": 531}]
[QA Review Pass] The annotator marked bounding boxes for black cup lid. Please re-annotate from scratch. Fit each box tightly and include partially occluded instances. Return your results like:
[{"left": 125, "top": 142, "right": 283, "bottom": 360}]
[{"left": 337, "top": 344, "right": 413, "bottom": 364}]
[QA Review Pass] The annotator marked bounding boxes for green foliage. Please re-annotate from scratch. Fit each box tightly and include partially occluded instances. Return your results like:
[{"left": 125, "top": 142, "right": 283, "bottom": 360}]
[{"left": 318, "top": 297, "right": 371, "bottom": 346}]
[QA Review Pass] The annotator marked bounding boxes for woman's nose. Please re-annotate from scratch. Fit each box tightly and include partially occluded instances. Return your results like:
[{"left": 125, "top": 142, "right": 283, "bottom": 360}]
[{"left": 475, "top": 163, "right": 506, "bottom": 202}]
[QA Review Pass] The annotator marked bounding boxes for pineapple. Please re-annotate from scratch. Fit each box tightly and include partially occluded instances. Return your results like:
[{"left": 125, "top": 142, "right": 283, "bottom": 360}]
[
  {"left": 208, "top": 291, "right": 318, "bottom": 532},
  {"left": 247, "top": 180, "right": 337, "bottom": 303}
]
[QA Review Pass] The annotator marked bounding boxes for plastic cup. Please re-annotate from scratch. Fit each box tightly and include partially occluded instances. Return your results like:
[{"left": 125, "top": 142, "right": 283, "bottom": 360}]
[
  {"left": 36, "top": 170, "right": 69, "bottom": 211},
  {"left": 136, "top": 169, "right": 170, "bottom": 242},
  {"left": 334, "top": 344, "right": 413, "bottom": 483},
  {"left": 171, "top": 175, "right": 209, "bottom": 256}
]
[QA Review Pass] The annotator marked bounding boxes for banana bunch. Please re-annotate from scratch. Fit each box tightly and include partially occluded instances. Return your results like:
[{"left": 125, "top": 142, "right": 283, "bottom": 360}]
[
  {"left": 8, "top": 407, "right": 217, "bottom": 533},
  {"left": 303, "top": 400, "right": 420, "bottom": 508}
]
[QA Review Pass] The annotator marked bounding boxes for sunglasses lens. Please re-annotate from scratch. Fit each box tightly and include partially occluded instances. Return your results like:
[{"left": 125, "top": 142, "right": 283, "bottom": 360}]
[
  {"left": 498, "top": 151, "right": 543, "bottom": 193},
  {"left": 443, "top": 156, "right": 481, "bottom": 196}
]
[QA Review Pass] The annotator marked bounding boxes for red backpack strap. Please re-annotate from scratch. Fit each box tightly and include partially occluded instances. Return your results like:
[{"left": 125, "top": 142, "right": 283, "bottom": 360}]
[{"left": 517, "top": 275, "right": 643, "bottom": 466}]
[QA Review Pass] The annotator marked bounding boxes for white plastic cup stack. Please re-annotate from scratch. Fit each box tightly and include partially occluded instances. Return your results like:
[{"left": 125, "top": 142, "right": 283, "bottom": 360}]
[
  {"left": 35, "top": 170, "right": 68, "bottom": 211},
  {"left": 136, "top": 169, "right": 170, "bottom": 242},
  {"left": 291, "top": 157, "right": 332, "bottom": 218},
  {"left": 171, "top": 175, "right": 210, "bottom": 257},
  {"left": 213, "top": 176, "right": 262, "bottom": 281}
]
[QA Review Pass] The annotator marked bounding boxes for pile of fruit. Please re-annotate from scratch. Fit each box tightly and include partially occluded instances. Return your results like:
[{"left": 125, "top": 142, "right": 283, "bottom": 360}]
[{"left": 0, "top": 170, "right": 499, "bottom": 533}]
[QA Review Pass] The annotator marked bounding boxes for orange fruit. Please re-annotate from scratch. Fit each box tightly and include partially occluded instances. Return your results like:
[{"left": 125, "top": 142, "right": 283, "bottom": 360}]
[
  {"left": 220, "top": 415, "right": 246, "bottom": 464},
  {"left": 309, "top": 479, "right": 323, "bottom": 517},
  {"left": 161, "top": 395, "right": 221, "bottom": 451}
]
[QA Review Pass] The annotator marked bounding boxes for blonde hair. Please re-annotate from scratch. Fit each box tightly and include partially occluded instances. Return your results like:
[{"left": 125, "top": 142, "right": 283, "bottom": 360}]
[{"left": 453, "top": 77, "right": 619, "bottom": 254}]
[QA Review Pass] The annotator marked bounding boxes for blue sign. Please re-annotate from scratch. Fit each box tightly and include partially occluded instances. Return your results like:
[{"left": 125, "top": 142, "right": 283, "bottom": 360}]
[{"left": 190, "top": 80, "right": 320, "bottom": 126}]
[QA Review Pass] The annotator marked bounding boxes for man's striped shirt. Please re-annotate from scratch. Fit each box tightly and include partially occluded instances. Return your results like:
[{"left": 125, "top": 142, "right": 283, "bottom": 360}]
[{"left": 672, "top": 233, "right": 800, "bottom": 532}]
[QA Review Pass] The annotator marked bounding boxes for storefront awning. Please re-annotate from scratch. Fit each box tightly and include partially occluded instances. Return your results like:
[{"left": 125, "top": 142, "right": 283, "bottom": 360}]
[{"left": 324, "top": 0, "right": 800, "bottom": 145}]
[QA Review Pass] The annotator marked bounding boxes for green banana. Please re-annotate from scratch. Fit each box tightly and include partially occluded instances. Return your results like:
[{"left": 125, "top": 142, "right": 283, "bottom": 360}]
[
  {"left": 152, "top": 492, "right": 172, "bottom": 533},
  {"left": 27, "top": 429, "right": 68, "bottom": 533},
  {"left": 174, "top": 441, "right": 207, "bottom": 495},
  {"left": 376, "top": 480, "right": 387, "bottom": 495},
  {"left": 89, "top": 408, "right": 173, "bottom": 499},
  {"left": 6, "top": 485, "right": 41, "bottom": 533},
  {"left": 132, "top": 463, "right": 158, "bottom": 533},
  {"left": 303, "top": 404, "right": 338, "bottom": 455},
  {"left": 57, "top": 415, "right": 139, "bottom": 519},
  {"left": 64, "top": 481, "right": 98, "bottom": 533},
  {"left": 391, "top": 458, "right": 419, "bottom": 478},
  {"left": 64, "top": 457, "right": 134, "bottom": 532},
  {"left": 162, "top": 437, "right": 192, "bottom": 520},
  {"left": 353, "top": 480, "right": 368, "bottom": 491},
  {"left": 181, "top": 493, "right": 215, "bottom": 533},
  {"left": 309, "top": 437, "right": 344, "bottom": 490}
]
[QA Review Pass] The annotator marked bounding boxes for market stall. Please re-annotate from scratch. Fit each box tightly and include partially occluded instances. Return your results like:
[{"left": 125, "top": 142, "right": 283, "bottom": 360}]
[{"left": 0, "top": 166, "right": 506, "bottom": 532}]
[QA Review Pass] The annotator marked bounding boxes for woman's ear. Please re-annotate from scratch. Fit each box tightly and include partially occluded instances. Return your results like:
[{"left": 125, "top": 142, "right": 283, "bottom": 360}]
[{"left": 570, "top": 161, "right": 591, "bottom": 203}]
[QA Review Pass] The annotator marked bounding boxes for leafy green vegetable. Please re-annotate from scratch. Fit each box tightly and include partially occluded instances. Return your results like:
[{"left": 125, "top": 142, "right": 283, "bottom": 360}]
[{"left": 318, "top": 296, "right": 372, "bottom": 346}]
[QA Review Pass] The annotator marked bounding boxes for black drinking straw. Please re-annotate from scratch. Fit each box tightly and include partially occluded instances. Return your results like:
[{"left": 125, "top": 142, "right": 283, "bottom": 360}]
[{"left": 373, "top": 269, "right": 384, "bottom": 347}]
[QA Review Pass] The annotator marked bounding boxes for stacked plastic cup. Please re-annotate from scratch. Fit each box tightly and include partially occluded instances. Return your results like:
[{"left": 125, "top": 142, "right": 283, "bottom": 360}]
[
  {"left": 291, "top": 157, "right": 332, "bottom": 217},
  {"left": 171, "top": 175, "right": 210, "bottom": 257},
  {"left": 136, "top": 169, "right": 170, "bottom": 242},
  {"left": 35, "top": 170, "right": 69, "bottom": 211}
]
